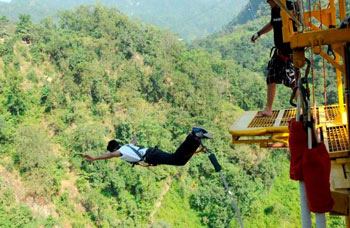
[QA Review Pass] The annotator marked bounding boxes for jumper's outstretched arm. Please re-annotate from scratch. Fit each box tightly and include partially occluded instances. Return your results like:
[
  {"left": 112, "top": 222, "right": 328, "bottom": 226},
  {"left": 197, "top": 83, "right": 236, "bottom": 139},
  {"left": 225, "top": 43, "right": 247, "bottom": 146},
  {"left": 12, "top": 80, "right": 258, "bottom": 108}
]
[{"left": 83, "top": 151, "right": 121, "bottom": 162}]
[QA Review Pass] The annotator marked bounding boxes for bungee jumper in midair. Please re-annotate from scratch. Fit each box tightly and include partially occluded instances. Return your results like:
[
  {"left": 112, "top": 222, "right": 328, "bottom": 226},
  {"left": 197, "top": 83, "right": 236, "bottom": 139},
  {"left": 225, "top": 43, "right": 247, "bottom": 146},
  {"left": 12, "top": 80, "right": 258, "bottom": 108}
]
[
  {"left": 83, "top": 127, "right": 212, "bottom": 166},
  {"left": 84, "top": 127, "right": 246, "bottom": 227},
  {"left": 251, "top": 0, "right": 298, "bottom": 117}
]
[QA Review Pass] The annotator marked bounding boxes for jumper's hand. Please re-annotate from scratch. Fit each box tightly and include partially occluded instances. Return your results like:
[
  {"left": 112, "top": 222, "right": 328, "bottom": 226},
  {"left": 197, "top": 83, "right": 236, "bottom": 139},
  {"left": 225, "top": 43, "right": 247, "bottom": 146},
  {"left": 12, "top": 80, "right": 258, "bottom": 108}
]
[
  {"left": 251, "top": 32, "right": 260, "bottom": 43},
  {"left": 83, "top": 154, "right": 95, "bottom": 162}
]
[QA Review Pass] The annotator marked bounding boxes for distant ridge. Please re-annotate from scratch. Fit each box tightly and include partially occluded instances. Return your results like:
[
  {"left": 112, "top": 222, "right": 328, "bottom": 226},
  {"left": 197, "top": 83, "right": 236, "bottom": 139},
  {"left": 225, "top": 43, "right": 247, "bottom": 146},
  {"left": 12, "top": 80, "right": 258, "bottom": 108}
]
[
  {"left": 0, "top": 0, "right": 248, "bottom": 40},
  {"left": 226, "top": 0, "right": 269, "bottom": 31}
]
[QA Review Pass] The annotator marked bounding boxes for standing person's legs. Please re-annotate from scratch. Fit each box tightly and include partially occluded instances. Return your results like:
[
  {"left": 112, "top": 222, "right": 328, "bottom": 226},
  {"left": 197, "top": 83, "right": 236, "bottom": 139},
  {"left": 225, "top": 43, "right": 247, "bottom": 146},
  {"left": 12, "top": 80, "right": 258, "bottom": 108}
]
[
  {"left": 257, "top": 51, "right": 284, "bottom": 118},
  {"left": 258, "top": 83, "right": 276, "bottom": 117}
]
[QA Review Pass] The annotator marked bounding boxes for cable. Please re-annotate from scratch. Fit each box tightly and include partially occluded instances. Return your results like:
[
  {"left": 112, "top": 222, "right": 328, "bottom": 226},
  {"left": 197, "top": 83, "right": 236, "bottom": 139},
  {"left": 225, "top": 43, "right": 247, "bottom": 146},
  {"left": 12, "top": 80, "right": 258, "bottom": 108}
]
[
  {"left": 220, "top": 171, "right": 244, "bottom": 228},
  {"left": 205, "top": 146, "right": 245, "bottom": 228},
  {"left": 247, "top": 0, "right": 257, "bottom": 20}
]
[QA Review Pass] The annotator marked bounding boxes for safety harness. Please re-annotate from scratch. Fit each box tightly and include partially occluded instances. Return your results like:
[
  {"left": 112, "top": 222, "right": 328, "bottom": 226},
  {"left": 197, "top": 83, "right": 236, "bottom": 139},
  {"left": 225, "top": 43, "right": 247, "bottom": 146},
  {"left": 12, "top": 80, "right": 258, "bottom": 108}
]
[
  {"left": 270, "top": 47, "right": 291, "bottom": 61},
  {"left": 126, "top": 145, "right": 148, "bottom": 167}
]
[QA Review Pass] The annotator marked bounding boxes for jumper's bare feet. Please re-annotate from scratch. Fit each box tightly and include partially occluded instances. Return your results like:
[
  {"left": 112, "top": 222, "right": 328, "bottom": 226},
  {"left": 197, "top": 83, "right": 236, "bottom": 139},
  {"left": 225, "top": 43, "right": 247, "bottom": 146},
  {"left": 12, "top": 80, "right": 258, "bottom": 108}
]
[{"left": 256, "top": 110, "right": 272, "bottom": 118}]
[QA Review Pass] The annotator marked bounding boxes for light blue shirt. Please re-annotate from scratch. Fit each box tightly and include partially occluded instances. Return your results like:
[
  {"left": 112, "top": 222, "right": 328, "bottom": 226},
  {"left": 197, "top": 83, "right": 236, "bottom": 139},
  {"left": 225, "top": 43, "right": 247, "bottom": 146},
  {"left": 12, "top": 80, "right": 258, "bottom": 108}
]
[{"left": 118, "top": 144, "right": 148, "bottom": 163}]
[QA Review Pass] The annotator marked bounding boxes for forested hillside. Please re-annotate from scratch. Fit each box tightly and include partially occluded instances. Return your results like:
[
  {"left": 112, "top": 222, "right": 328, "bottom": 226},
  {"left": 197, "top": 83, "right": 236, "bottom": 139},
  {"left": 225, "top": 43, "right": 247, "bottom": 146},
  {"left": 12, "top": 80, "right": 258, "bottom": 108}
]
[
  {"left": 0, "top": 0, "right": 247, "bottom": 40},
  {"left": 0, "top": 3, "right": 347, "bottom": 228}
]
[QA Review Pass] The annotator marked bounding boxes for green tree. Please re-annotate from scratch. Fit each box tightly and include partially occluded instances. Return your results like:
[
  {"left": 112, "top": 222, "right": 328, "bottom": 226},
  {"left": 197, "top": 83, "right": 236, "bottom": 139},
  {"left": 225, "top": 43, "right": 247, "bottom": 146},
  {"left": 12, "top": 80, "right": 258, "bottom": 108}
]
[
  {"left": 15, "top": 124, "right": 61, "bottom": 197},
  {"left": 0, "top": 16, "right": 8, "bottom": 38},
  {"left": 0, "top": 116, "right": 8, "bottom": 144},
  {"left": 16, "top": 14, "right": 33, "bottom": 42},
  {"left": 0, "top": 71, "right": 27, "bottom": 116},
  {"left": 15, "top": 124, "right": 54, "bottom": 171}
]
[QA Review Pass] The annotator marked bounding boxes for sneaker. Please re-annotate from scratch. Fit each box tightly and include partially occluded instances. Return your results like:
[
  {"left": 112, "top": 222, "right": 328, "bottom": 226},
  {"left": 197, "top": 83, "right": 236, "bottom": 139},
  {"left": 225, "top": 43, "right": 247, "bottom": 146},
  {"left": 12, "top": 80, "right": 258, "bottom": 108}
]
[{"left": 192, "top": 127, "right": 213, "bottom": 139}]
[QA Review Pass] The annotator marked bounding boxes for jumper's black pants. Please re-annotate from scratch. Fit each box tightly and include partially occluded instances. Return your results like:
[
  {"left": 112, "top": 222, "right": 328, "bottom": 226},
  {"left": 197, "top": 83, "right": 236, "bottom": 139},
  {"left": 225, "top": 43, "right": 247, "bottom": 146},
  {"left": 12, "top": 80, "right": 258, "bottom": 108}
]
[{"left": 144, "top": 134, "right": 200, "bottom": 166}]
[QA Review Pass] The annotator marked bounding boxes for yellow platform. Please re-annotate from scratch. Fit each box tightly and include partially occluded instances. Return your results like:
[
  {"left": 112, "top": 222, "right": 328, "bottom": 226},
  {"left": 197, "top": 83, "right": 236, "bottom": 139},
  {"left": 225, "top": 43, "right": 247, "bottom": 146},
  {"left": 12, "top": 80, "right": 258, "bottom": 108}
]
[
  {"left": 229, "top": 105, "right": 349, "bottom": 158},
  {"left": 229, "top": 110, "right": 291, "bottom": 147}
]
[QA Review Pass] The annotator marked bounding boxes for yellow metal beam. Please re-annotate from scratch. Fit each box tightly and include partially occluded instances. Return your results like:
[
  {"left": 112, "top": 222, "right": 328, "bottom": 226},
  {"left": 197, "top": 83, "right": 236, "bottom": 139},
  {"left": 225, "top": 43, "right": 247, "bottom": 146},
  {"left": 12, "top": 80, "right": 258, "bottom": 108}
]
[
  {"left": 303, "top": 8, "right": 336, "bottom": 28},
  {"left": 339, "top": 0, "right": 347, "bottom": 20},
  {"left": 290, "top": 28, "right": 350, "bottom": 49},
  {"left": 229, "top": 126, "right": 288, "bottom": 137},
  {"left": 335, "top": 52, "right": 346, "bottom": 124},
  {"left": 333, "top": 44, "right": 345, "bottom": 59}
]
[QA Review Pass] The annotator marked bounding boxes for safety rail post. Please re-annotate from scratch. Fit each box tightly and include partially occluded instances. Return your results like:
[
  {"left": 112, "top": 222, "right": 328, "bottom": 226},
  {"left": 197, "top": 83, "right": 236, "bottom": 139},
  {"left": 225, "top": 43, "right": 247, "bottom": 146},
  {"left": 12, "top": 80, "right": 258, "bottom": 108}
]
[
  {"left": 306, "top": 82, "right": 326, "bottom": 228},
  {"left": 296, "top": 78, "right": 312, "bottom": 228},
  {"left": 345, "top": 43, "right": 350, "bottom": 146},
  {"left": 345, "top": 43, "right": 350, "bottom": 228},
  {"left": 345, "top": 46, "right": 350, "bottom": 228}
]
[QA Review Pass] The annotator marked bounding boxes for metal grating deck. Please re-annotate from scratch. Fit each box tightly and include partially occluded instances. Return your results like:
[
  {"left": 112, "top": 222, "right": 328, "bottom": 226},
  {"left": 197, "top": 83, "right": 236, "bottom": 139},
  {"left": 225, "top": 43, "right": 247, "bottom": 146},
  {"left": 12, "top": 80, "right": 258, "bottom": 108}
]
[
  {"left": 230, "top": 104, "right": 350, "bottom": 154},
  {"left": 248, "top": 111, "right": 279, "bottom": 128},
  {"left": 327, "top": 125, "right": 349, "bottom": 153},
  {"left": 325, "top": 105, "right": 341, "bottom": 122},
  {"left": 280, "top": 109, "right": 296, "bottom": 126}
]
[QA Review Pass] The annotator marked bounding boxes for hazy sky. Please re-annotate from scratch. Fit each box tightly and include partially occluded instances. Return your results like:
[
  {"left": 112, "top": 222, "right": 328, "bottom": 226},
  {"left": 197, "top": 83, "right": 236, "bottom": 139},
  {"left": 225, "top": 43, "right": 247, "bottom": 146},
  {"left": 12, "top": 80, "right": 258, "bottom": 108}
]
[{"left": 0, "top": 0, "right": 11, "bottom": 2}]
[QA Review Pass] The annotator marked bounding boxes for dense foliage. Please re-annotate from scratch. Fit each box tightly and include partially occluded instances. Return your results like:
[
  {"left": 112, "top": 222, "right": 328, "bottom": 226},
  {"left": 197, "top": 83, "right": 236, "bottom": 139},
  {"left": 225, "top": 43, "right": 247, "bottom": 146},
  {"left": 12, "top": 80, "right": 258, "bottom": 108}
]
[{"left": 0, "top": 2, "right": 347, "bottom": 228}]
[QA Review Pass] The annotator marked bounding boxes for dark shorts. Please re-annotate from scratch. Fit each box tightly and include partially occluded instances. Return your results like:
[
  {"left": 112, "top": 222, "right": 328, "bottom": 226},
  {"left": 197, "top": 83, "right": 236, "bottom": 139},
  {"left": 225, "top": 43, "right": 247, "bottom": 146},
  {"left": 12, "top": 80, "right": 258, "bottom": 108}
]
[{"left": 267, "top": 50, "right": 298, "bottom": 88}]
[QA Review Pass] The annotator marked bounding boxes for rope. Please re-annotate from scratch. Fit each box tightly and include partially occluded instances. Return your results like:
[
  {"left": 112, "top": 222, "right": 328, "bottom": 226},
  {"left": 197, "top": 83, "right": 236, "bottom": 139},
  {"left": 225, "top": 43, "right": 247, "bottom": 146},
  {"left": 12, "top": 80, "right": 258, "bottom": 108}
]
[
  {"left": 317, "top": 0, "right": 323, "bottom": 28},
  {"left": 317, "top": 0, "right": 328, "bottom": 119},
  {"left": 306, "top": 0, "right": 328, "bottom": 120},
  {"left": 322, "top": 55, "right": 329, "bottom": 119},
  {"left": 308, "top": 0, "right": 312, "bottom": 31}
]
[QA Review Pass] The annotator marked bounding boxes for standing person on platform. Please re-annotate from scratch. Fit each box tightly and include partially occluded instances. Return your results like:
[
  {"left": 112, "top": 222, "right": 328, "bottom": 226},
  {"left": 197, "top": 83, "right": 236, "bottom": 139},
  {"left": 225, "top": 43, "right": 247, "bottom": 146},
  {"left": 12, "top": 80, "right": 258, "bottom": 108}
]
[{"left": 251, "top": 0, "right": 298, "bottom": 117}]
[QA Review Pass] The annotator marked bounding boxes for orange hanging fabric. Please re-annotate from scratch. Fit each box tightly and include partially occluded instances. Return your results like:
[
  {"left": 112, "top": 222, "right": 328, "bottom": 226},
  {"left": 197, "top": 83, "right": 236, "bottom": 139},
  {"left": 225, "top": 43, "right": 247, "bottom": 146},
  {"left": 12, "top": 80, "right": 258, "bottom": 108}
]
[
  {"left": 302, "top": 142, "right": 334, "bottom": 213},
  {"left": 289, "top": 118, "right": 334, "bottom": 213},
  {"left": 288, "top": 118, "right": 306, "bottom": 180}
]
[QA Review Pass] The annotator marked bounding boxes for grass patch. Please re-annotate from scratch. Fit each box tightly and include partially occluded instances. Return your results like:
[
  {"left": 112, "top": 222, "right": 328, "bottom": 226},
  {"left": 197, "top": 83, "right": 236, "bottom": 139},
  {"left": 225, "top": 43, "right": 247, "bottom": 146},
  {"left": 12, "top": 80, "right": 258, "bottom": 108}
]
[{"left": 154, "top": 180, "right": 205, "bottom": 228}]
